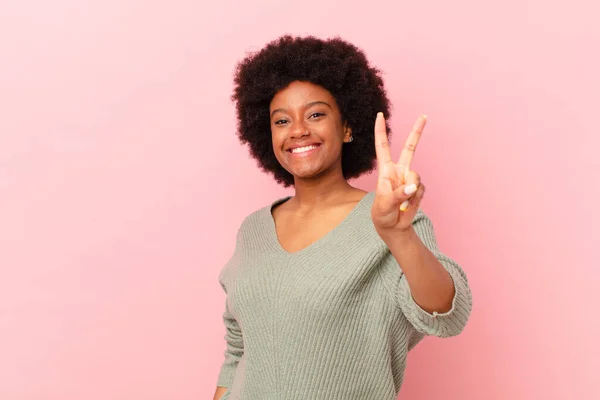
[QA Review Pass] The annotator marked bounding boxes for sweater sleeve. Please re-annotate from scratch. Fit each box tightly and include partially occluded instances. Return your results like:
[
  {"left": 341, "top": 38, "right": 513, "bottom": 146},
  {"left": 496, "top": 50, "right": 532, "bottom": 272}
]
[
  {"left": 382, "top": 209, "right": 473, "bottom": 338},
  {"left": 216, "top": 290, "right": 244, "bottom": 387},
  {"left": 216, "top": 229, "right": 245, "bottom": 388}
]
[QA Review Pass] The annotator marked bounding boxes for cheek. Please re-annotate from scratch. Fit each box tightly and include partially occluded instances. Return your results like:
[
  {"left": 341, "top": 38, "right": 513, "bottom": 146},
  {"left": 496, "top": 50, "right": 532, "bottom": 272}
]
[
  {"left": 325, "top": 123, "right": 346, "bottom": 150},
  {"left": 271, "top": 131, "right": 287, "bottom": 162},
  {"left": 326, "top": 120, "right": 346, "bottom": 141},
  {"left": 271, "top": 130, "right": 283, "bottom": 150}
]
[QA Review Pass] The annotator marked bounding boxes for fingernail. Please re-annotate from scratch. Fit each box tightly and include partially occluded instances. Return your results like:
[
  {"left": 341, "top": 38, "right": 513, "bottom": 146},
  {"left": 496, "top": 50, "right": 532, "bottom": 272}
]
[
  {"left": 423, "top": 114, "right": 428, "bottom": 119},
  {"left": 377, "top": 112, "right": 384, "bottom": 119},
  {"left": 404, "top": 184, "right": 418, "bottom": 195},
  {"left": 400, "top": 200, "right": 410, "bottom": 211}
]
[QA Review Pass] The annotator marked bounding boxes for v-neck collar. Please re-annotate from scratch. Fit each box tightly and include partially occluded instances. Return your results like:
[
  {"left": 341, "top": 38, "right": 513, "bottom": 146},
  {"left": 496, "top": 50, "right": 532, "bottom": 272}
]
[{"left": 264, "top": 191, "right": 375, "bottom": 256}]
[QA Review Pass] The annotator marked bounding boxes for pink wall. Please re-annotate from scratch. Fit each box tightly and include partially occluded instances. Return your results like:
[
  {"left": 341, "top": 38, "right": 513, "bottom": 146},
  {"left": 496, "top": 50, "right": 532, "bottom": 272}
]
[{"left": 1, "top": 1, "right": 598, "bottom": 399}]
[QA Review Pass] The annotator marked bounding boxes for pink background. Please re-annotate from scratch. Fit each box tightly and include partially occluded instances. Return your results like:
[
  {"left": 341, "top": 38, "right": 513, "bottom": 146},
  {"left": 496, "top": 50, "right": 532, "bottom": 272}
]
[{"left": 1, "top": 1, "right": 598, "bottom": 399}]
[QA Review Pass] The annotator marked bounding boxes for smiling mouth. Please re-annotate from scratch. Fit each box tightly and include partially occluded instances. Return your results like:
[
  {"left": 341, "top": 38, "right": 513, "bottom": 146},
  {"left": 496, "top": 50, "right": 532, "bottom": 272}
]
[{"left": 288, "top": 144, "right": 321, "bottom": 154}]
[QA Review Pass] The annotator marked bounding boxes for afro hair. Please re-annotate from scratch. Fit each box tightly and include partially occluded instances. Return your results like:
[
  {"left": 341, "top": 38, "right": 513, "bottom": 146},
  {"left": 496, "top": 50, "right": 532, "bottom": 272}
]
[{"left": 232, "top": 35, "right": 392, "bottom": 187}]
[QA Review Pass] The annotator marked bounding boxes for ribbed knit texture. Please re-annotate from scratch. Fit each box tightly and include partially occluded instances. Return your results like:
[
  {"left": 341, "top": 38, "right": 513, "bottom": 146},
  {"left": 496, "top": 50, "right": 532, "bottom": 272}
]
[{"left": 216, "top": 191, "right": 472, "bottom": 400}]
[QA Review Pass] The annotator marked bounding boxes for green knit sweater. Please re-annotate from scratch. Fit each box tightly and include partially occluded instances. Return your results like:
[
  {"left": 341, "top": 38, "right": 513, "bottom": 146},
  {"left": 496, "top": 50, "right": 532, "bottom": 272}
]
[{"left": 216, "top": 191, "right": 472, "bottom": 399}]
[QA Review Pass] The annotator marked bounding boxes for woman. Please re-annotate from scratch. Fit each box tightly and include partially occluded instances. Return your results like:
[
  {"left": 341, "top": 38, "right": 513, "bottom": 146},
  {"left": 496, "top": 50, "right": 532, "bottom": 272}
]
[{"left": 213, "top": 35, "right": 472, "bottom": 400}]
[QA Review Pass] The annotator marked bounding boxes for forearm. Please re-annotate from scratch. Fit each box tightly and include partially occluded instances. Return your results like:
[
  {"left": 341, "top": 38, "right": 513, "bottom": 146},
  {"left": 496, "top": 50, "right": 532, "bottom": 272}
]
[
  {"left": 213, "top": 386, "right": 228, "bottom": 400},
  {"left": 379, "top": 227, "right": 455, "bottom": 314}
]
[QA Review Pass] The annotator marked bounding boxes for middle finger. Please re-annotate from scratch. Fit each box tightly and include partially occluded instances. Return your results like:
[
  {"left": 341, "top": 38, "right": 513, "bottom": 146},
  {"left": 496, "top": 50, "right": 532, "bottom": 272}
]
[{"left": 397, "top": 114, "right": 427, "bottom": 172}]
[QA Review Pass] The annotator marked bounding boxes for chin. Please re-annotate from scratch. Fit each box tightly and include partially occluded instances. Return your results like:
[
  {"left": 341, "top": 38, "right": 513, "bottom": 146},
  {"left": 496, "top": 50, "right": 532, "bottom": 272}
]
[
  {"left": 290, "top": 171, "right": 320, "bottom": 181},
  {"left": 284, "top": 161, "right": 320, "bottom": 177},
  {"left": 291, "top": 167, "right": 330, "bottom": 181}
]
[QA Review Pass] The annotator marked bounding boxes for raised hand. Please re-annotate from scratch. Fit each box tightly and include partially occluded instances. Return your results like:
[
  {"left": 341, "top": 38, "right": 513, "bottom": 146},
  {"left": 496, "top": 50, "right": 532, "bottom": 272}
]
[{"left": 371, "top": 112, "right": 427, "bottom": 235}]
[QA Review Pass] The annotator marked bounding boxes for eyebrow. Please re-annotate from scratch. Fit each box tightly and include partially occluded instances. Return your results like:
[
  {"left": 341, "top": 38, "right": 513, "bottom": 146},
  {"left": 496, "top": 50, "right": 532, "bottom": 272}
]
[{"left": 270, "top": 101, "right": 332, "bottom": 118}]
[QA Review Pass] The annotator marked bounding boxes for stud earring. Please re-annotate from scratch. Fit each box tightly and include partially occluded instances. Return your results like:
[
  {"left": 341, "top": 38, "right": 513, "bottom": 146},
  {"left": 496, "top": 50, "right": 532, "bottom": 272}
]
[{"left": 347, "top": 136, "right": 354, "bottom": 143}]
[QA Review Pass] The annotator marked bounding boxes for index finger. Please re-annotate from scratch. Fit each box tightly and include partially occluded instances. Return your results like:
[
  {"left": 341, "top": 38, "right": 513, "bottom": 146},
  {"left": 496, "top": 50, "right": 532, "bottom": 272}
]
[
  {"left": 397, "top": 114, "right": 427, "bottom": 171},
  {"left": 374, "top": 112, "right": 392, "bottom": 165}
]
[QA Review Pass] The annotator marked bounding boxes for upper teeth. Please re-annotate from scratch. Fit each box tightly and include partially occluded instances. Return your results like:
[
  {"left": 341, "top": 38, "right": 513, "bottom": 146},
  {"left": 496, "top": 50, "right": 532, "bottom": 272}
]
[{"left": 291, "top": 145, "right": 318, "bottom": 153}]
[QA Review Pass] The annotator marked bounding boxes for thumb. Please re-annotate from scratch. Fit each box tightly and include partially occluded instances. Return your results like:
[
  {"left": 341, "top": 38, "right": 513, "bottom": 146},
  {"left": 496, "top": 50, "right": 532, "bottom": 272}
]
[{"left": 392, "top": 183, "right": 418, "bottom": 204}]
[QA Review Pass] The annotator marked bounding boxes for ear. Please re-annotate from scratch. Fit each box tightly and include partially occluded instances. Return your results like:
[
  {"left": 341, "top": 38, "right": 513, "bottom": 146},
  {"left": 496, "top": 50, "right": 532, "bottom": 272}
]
[{"left": 343, "top": 122, "right": 353, "bottom": 143}]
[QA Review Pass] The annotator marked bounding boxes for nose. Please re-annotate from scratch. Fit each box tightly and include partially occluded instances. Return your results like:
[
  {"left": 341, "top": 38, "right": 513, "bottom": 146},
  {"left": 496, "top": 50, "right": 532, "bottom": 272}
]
[{"left": 289, "top": 119, "right": 309, "bottom": 139}]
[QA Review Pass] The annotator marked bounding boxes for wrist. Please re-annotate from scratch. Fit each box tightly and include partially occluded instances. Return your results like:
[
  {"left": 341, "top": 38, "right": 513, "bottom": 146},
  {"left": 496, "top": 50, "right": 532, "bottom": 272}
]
[{"left": 377, "top": 226, "right": 418, "bottom": 246}]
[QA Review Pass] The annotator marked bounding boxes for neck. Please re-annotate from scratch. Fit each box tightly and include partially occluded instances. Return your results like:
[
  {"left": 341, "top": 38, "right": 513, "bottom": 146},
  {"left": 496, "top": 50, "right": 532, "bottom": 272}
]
[{"left": 291, "top": 170, "right": 358, "bottom": 211}]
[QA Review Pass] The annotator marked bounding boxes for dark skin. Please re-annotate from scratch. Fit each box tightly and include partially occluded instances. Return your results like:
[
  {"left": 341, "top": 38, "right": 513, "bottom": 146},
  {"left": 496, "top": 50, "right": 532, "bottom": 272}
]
[
  {"left": 213, "top": 81, "right": 363, "bottom": 400},
  {"left": 214, "top": 80, "right": 454, "bottom": 400},
  {"left": 269, "top": 80, "right": 367, "bottom": 253}
]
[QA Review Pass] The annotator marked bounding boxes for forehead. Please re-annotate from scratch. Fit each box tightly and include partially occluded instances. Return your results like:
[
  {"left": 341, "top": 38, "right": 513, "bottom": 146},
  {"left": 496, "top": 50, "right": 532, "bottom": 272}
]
[{"left": 270, "top": 81, "right": 336, "bottom": 110}]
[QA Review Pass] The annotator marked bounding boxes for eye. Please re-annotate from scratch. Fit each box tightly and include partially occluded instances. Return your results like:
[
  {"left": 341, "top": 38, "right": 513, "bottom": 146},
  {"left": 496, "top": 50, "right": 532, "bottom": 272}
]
[
  {"left": 309, "top": 112, "right": 325, "bottom": 119},
  {"left": 274, "top": 119, "right": 288, "bottom": 125}
]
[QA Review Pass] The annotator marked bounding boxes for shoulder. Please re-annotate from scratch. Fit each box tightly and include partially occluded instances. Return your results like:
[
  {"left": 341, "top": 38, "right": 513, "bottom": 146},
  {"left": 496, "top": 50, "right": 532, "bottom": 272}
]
[
  {"left": 218, "top": 204, "right": 267, "bottom": 288},
  {"left": 233, "top": 195, "right": 290, "bottom": 241}
]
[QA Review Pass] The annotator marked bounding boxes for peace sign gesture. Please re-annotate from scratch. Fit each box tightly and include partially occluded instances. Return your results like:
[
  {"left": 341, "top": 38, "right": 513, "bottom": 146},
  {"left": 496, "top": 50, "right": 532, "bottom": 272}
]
[{"left": 371, "top": 112, "right": 427, "bottom": 235}]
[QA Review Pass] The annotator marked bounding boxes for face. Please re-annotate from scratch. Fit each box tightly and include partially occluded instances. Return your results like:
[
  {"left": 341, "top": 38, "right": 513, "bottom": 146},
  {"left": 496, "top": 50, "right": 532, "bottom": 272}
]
[{"left": 269, "top": 81, "right": 352, "bottom": 183}]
